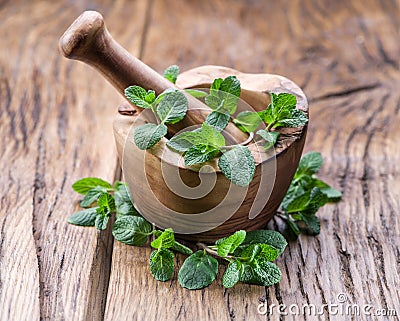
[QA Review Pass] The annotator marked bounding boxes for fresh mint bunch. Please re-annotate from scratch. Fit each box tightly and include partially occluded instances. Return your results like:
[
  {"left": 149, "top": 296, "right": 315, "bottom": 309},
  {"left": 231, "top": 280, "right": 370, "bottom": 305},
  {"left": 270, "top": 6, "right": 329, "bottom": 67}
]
[
  {"left": 278, "top": 152, "right": 342, "bottom": 235},
  {"left": 124, "top": 86, "right": 188, "bottom": 150}
]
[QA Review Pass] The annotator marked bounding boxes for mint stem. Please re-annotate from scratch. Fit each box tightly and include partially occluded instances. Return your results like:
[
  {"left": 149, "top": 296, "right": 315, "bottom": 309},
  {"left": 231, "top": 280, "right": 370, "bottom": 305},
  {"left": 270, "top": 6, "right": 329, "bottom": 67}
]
[{"left": 197, "top": 242, "right": 235, "bottom": 260}]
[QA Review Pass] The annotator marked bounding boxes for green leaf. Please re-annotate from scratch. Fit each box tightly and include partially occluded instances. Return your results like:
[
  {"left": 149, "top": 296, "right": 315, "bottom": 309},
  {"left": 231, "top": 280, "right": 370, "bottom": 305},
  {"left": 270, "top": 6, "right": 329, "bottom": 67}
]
[
  {"left": 95, "top": 214, "right": 109, "bottom": 230},
  {"left": 72, "top": 177, "right": 112, "bottom": 195},
  {"left": 285, "top": 212, "right": 301, "bottom": 236},
  {"left": 97, "top": 193, "right": 115, "bottom": 213},
  {"left": 296, "top": 152, "right": 323, "bottom": 177},
  {"left": 112, "top": 216, "right": 153, "bottom": 246},
  {"left": 150, "top": 249, "right": 175, "bottom": 281},
  {"left": 80, "top": 186, "right": 107, "bottom": 207},
  {"left": 240, "top": 244, "right": 279, "bottom": 262},
  {"left": 256, "top": 130, "right": 280, "bottom": 150},
  {"left": 163, "top": 65, "right": 179, "bottom": 84},
  {"left": 124, "top": 86, "right": 153, "bottom": 109},
  {"left": 300, "top": 213, "right": 321, "bottom": 235},
  {"left": 184, "top": 144, "right": 220, "bottom": 166},
  {"left": 235, "top": 230, "right": 287, "bottom": 255},
  {"left": 218, "top": 146, "right": 255, "bottom": 187},
  {"left": 276, "top": 109, "right": 308, "bottom": 128},
  {"left": 206, "top": 76, "right": 241, "bottom": 114},
  {"left": 167, "top": 131, "right": 205, "bottom": 152},
  {"left": 201, "top": 122, "right": 226, "bottom": 148},
  {"left": 222, "top": 260, "right": 242, "bottom": 288},
  {"left": 134, "top": 123, "right": 167, "bottom": 150},
  {"left": 205, "top": 111, "right": 230, "bottom": 132},
  {"left": 113, "top": 182, "right": 141, "bottom": 217},
  {"left": 215, "top": 230, "right": 246, "bottom": 257},
  {"left": 151, "top": 228, "right": 175, "bottom": 249},
  {"left": 270, "top": 92, "right": 297, "bottom": 115},
  {"left": 313, "top": 179, "right": 342, "bottom": 201},
  {"left": 157, "top": 91, "right": 188, "bottom": 124},
  {"left": 68, "top": 207, "right": 98, "bottom": 226},
  {"left": 287, "top": 187, "right": 328, "bottom": 214},
  {"left": 185, "top": 89, "right": 208, "bottom": 98},
  {"left": 239, "top": 256, "right": 282, "bottom": 286},
  {"left": 233, "top": 111, "right": 262, "bottom": 133},
  {"left": 152, "top": 231, "right": 193, "bottom": 255},
  {"left": 178, "top": 251, "right": 219, "bottom": 290}
]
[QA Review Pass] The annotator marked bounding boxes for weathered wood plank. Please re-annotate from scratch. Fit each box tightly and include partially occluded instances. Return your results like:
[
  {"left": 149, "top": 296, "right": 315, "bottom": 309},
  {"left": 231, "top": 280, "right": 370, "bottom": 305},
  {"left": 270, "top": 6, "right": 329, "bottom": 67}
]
[
  {"left": 105, "top": 0, "right": 400, "bottom": 320},
  {"left": 0, "top": 1, "right": 147, "bottom": 320}
]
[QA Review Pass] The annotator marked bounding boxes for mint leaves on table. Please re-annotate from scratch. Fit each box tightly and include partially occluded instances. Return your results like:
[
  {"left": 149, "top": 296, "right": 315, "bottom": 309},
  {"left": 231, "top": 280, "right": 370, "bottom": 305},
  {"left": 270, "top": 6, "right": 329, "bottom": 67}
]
[
  {"left": 124, "top": 85, "right": 188, "bottom": 150},
  {"left": 278, "top": 152, "right": 342, "bottom": 236}
]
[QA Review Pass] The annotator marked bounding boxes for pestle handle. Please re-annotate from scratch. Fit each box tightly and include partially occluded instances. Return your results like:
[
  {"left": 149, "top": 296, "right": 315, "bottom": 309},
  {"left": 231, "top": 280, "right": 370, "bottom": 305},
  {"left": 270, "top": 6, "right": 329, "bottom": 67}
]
[{"left": 59, "top": 11, "right": 247, "bottom": 141}]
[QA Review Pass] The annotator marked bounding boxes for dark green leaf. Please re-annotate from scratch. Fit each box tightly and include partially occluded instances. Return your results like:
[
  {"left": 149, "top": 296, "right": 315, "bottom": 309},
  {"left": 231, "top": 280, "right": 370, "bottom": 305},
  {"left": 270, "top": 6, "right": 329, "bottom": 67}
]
[
  {"left": 163, "top": 65, "right": 179, "bottom": 84},
  {"left": 201, "top": 122, "right": 226, "bottom": 148},
  {"left": 151, "top": 228, "right": 175, "bottom": 249},
  {"left": 240, "top": 244, "right": 279, "bottom": 262},
  {"left": 300, "top": 213, "right": 321, "bottom": 235},
  {"left": 276, "top": 109, "right": 308, "bottom": 128},
  {"left": 218, "top": 146, "right": 255, "bottom": 187},
  {"left": 167, "top": 131, "right": 205, "bottom": 153},
  {"left": 235, "top": 230, "right": 287, "bottom": 255},
  {"left": 256, "top": 130, "right": 280, "bottom": 150},
  {"left": 72, "top": 177, "right": 112, "bottom": 195},
  {"left": 80, "top": 186, "right": 107, "bottom": 207},
  {"left": 206, "top": 76, "right": 241, "bottom": 114},
  {"left": 222, "top": 260, "right": 242, "bottom": 288},
  {"left": 178, "top": 251, "right": 219, "bottom": 290},
  {"left": 285, "top": 212, "right": 301, "bottom": 236},
  {"left": 296, "top": 152, "right": 323, "bottom": 177},
  {"left": 134, "top": 123, "right": 167, "bottom": 150},
  {"left": 112, "top": 216, "right": 153, "bottom": 246},
  {"left": 184, "top": 145, "right": 220, "bottom": 166},
  {"left": 68, "top": 207, "right": 98, "bottom": 226},
  {"left": 150, "top": 249, "right": 175, "bottom": 281},
  {"left": 95, "top": 214, "right": 109, "bottom": 230},
  {"left": 239, "top": 256, "right": 282, "bottom": 286},
  {"left": 124, "top": 86, "right": 153, "bottom": 109},
  {"left": 113, "top": 182, "right": 141, "bottom": 217},
  {"left": 313, "top": 179, "right": 342, "bottom": 200},
  {"left": 215, "top": 230, "right": 246, "bottom": 257},
  {"left": 157, "top": 91, "right": 188, "bottom": 124},
  {"left": 233, "top": 111, "right": 262, "bottom": 133},
  {"left": 205, "top": 111, "right": 230, "bottom": 132}
]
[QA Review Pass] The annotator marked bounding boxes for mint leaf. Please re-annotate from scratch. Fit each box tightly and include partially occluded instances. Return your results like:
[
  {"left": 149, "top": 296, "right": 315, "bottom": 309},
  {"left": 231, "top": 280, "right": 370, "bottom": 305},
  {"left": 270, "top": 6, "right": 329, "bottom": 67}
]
[
  {"left": 151, "top": 228, "right": 175, "bottom": 249},
  {"left": 163, "top": 65, "right": 179, "bottom": 84},
  {"left": 80, "top": 186, "right": 107, "bottom": 207},
  {"left": 313, "top": 179, "right": 342, "bottom": 200},
  {"left": 113, "top": 182, "right": 141, "bottom": 217},
  {"left": 153, "top": 230, "right": 193, "bottom": 255},
  {"left": 157, "top": 91, "right": 188, "bottom": 124},
  {"left": 296, "top": 152, "right": 323, "bottom": 177},
  {"left": 201, "top": 122, "right": 225, "bottom": 148},
  {"left": 185, "top": 89, "right": 207, "bottom": 98},
  {"left": 97, "top": 193, "right": 115, "bottom": 213},
  {"left": 215, "top": 230, "right": 246, "bottom": 257},
  {"left": 276, "top": 109, "right": 308, "bottom": 128},
  {"left": 95, "top": 214, "right": 109, "bottom": 230},
  {"left": 178, "top": 251, "right": 219, "bottom": 290},
  {"left": 287, "top": 187, "right": 328, "bottom": 214},
  {"left": 184, "top": 145, "right": 220, "bottom": 166},
  {"left": 240, "top": 256, "right": 282, "bottom": 286},
  {"left": 299, "top": 213, "right": 321, "bottom": 235},
  {"left": 68, "top": 207, "right": 98, "bottom": 226},
  {"left": 240, "top": 244, "right": 279, "bottom": 262},
  {"left": 256, "top": 130, "right": 280, "bottom": 150},
  {"left": 134, "top": 123, "right": 167, "bottom": 150},
  {"left": 235, "top": 230, "right": 287, "bottom": 255},
  {"left": 205, "top": 111, "right": 230, "bottom": 132},
  {"left": 218, "top": 146, "right": 255, "bottom": 187},
  {"left": 167, "top": 131, "right": 205, "bottom": 152},
  {"left": 112, "top": 216, "right": 152, "bottom": 246},
  {"left": 222, "top": 260, "right": 242, "bottom": 288},
  {"left": 233, "top": 111, "right": 262, "bottom": 133},
  {"left": 124, "top": 86, "right": 153, "bottom": 109},
  {"left": 285, "top": 212, "right": 301, "bottom": 236},
  {"left": 150, "top": 249, "right": 175, "bottom": 281},
  {"left": 72, "top": 177, "right": 112, "bottom": 195},
  {"left": 206, "top": 76, "right": 241, "bottom": 114}
]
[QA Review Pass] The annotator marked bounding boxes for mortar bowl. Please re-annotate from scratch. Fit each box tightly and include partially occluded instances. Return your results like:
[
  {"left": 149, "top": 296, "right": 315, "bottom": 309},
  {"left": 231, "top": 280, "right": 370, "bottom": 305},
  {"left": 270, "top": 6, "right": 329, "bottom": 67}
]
[{"left": 113, "top": 65, "right": 308, "bottom": 242}]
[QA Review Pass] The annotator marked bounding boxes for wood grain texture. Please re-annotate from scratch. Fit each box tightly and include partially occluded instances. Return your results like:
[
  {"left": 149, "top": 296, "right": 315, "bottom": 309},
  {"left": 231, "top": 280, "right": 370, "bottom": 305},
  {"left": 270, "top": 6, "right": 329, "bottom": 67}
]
[
  {"left": 105, "top": 0, "right": 400, "bottom": 320},
  {"left": 0, "top": 0, "right": 147, "bottom": 320}
]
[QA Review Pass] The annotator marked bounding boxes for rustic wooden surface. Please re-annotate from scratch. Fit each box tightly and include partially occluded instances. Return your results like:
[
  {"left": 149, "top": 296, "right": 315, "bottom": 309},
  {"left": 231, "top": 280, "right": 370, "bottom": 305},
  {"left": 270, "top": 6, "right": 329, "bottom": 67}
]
[{"left": 1, "top": 0, "right": 399, "bottom": 320}]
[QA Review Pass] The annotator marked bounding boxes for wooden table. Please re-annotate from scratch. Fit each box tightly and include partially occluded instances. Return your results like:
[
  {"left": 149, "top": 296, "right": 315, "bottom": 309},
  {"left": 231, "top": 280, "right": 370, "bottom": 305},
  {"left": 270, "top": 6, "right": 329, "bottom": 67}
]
[{"left": 1, "top": 1, "right": 399, "bottom": 320}]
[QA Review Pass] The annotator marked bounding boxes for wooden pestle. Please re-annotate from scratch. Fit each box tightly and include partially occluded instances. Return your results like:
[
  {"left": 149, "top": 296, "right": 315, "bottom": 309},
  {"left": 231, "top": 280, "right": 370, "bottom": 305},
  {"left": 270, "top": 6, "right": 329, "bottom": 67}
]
[{"left": 59, "top": 11, "right": 247, "bottom": 142}]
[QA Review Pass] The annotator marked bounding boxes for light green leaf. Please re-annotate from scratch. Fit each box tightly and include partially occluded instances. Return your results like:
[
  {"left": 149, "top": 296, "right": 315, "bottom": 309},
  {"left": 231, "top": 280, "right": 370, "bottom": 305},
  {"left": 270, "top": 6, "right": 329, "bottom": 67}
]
[
  {"left": 222, "top": 260, "right": 242, "bottom": 288},
  {"left": 150, "top": 249, "right": 175, "bottom": 281},
  {"left": 80, "top": 186, "right": 107, "bottom": 207},
  {"left": 185, "top": 89, "right": 208, "bottom": 98},
  {"left": 72, "top": 177, "right": 112, "bottom": 195},
  {"left": 205, "top": 111, "right": 230, "bottom": 132},
  {"left": 151, "top": 228, "right": 175, "bottom": 249},
  {"left": 287, "top": 187, "right": 328, "bottom": 214},
  {"left": 184, "top": 145, "right": 220, "bottom": 166},
  {"left": 206, "top": 76, "right": 241, "bottom": 114},
  {"left": 153, "top": 231, "right": 193, "bottom": 255},
  {"left": 167, "top": 130, "right": 205, "bottom": 152},
  {"left": 124, "top": 86, "right": 153, "bottom": 109},
  {"left": 163, "top": 65, "right": 179, "bottom": 84},
  {"left": 256, "top": 130, "right": 280, "bottom": 150},
  {"left": 112, "top": 216, "right": 153, "bottom": 246},
  {"left": 201, "top": 122, "right": 226, "bottom": 148},
  {"left": 157, "top": 91, "right": 188, "bottom": 124},
  {"left": 235, "top": 230, "right": 287, "bottom": 255},
  {"left": 95, "top": 214, "right": 109, "bottom": 230},
  {"left": 297, "top": 152, "right": 323, "bottom": 177},
  {"left": 144, "top": 90, "right": 156, "bottom": 104},
  {"left": 240, "top": 244, "right": 279, "bottom": 262},
  {"left": 97, "top": 193, "right": 115, "bottom": 213},
  {"left": 270, "top": 92, "right": 297, "bottom": 115},
  {"left": 134, "top": 123, "right": 167, "bottom": 150},
  {"left": 215, "top": 230, "right": 246, "bottom": 257},
  {"left": 276, "top": 109, "right": 308, "bottom": 128},
  {"left": 313, "top": 179, "right": 342, "bottom": 200},
  {"left": 233, "top": 111, "right": 262, "bottom": 133},
  {"left": 218, "top": 146, "right": 255, "bottom": 187},
  {"left": 178, "top": 251, "right": 219, "bottom": 290},
  {"left": 240, "top": 256, "right": 282, "bottom": 286},
  {"left": 68, "top": 207, "right": 98, "bottom": 226}
]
